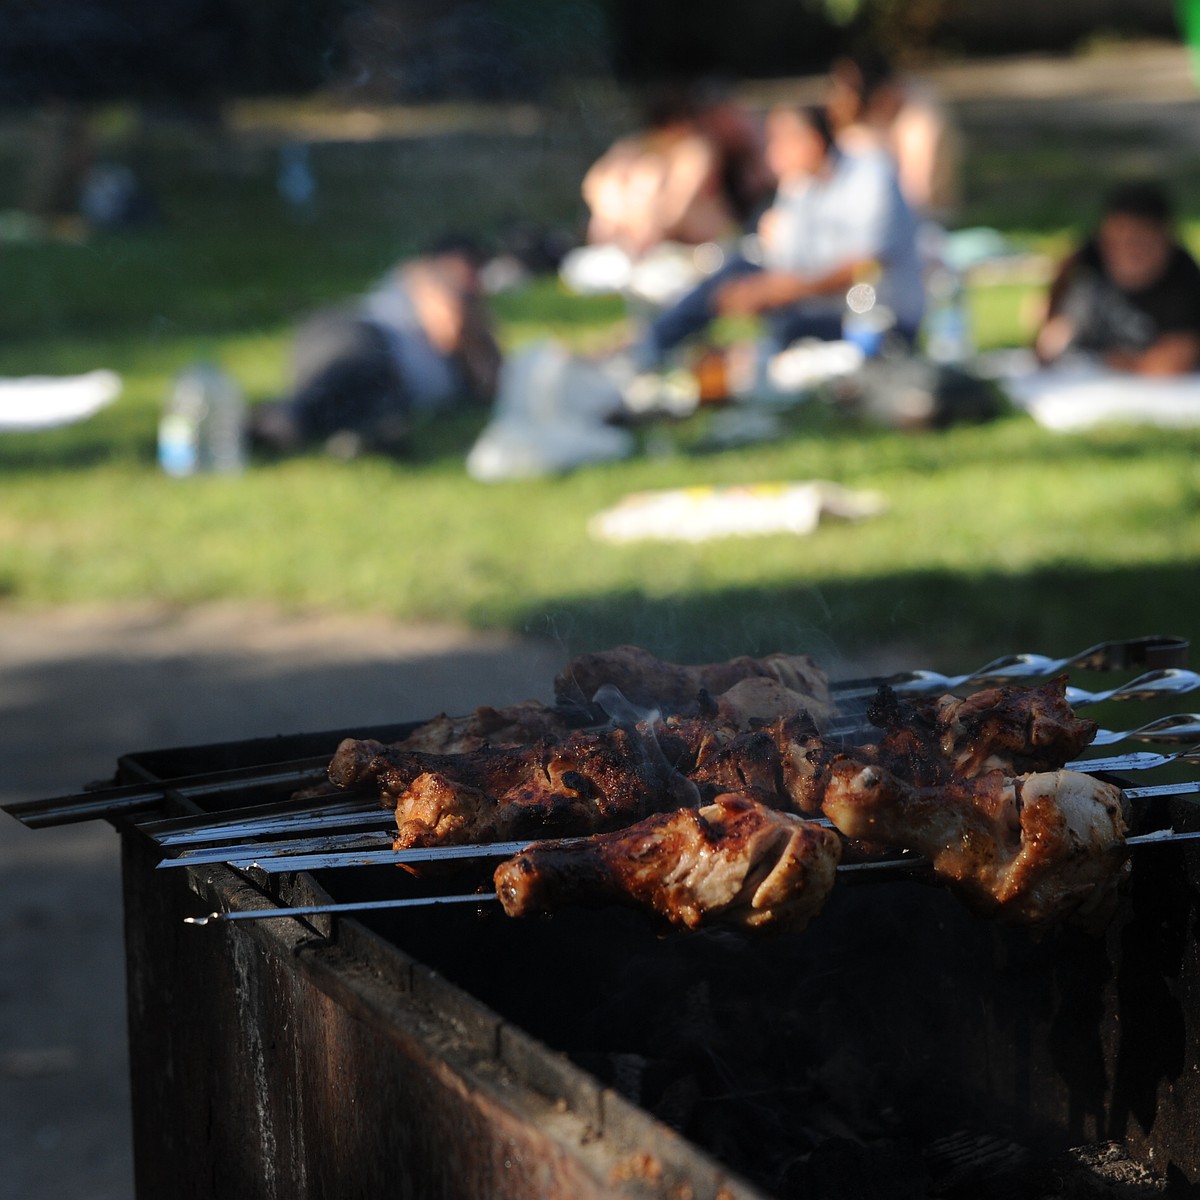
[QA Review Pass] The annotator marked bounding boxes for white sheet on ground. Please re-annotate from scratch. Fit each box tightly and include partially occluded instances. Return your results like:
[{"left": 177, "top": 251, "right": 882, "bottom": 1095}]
[
  {"left": 982, "top": 350, "right": 1200, "bottom": 432},
  {"left": 0, "top": 370, "right": 122, "bottom": 430}
]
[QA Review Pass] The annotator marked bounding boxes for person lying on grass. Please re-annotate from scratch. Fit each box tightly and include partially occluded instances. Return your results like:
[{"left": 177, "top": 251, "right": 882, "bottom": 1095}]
[{"left": 250, "top": 235, "right": 501, "bottom": 459}]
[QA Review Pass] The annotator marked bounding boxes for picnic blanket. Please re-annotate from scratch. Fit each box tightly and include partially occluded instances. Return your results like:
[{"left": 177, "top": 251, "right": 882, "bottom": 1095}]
[{"left": 0, "top": 369, "right": 122, "bottom": 430}]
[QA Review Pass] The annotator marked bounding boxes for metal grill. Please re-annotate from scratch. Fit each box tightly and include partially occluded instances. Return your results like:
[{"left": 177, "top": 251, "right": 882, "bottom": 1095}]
[{"left": 6, "top": 634, "right": 1200, "bottom": 1198}]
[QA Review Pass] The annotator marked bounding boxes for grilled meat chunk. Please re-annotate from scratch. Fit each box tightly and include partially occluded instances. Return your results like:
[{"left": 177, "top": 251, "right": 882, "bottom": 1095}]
[
  {"left": 554, "top": 645, "right": 834, "bottom": 725},
  {"left": 821, "top": 762, "right": 1129, "bottom": 927},
  {"left": 678, "top": 715, "right": 830, "bottom": 811},
  {"left": 389, "top": 701, "right": 574, "bottom": 755},
  {"left": 867, "top": 676, "right": 1097, "bottom": 783},
  {"left": 379, "top": 727, "right": 679, "bottom": 848},
  {"left": 326, "top": 701, "right": 573, "bottom": 785},
  {"left": 494, "top": 791, "right": 842, "bottom": 932}
]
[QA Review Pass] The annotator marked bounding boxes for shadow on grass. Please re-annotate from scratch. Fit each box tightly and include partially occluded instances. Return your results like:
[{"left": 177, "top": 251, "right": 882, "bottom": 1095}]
[
  {"left": 0, "top": 427, "right": 158, "bottom": 471},
  {"left": 512, "top": 561, "right": 1199, "bottom": 670}
]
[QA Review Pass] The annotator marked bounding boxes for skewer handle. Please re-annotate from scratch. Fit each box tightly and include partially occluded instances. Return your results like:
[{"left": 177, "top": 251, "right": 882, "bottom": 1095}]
[
  {"left": 831, "top": 635, "right": 1189, "bottom": 699},
  {"left": 3, "top": 758, "right": 329, "bottom": 828}
]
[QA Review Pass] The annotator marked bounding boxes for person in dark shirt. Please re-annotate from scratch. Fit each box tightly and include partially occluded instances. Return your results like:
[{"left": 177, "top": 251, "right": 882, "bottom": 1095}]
[{"left": 1036, "top": 182, "right": 1200, "bottom": 376}]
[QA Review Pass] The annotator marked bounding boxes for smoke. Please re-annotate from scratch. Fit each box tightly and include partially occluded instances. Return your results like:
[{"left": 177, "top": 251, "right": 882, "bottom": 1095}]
[{"left": 591, "top": 682, "right": 703, "bottom": 811}]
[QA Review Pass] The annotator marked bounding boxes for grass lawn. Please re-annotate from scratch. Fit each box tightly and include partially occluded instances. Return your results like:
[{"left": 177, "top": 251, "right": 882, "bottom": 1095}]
[{"left": 1, "top": 76, "right": 1199, "bottom": 678}]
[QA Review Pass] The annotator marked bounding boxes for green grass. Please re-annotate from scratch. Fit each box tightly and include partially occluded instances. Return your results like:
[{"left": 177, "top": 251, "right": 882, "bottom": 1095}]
[{"left": 1, "top": 89, "right": 1199, "bottom": 671}]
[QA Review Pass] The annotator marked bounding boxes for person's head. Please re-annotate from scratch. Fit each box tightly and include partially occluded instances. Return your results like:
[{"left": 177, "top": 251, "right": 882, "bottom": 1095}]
[
  {"left": 825, "top": 50, "right": 899, "bottom": 130},
  {"left": 638, "top": 79, "right": 698, "bottom": 131},
  {"left": 1096, "top": 182, "right": 1176, "bottom": 292},
  {"left": 421, "top": 233, "right": 489, "bottom": 296},
  {"left": 764, "top": 104, "right": 834, "bottom": 183}
]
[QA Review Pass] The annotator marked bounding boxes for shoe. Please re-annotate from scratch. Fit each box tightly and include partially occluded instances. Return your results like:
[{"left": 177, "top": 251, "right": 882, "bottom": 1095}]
[
  {"left": 323, "top": 429, "right": 366, "bottom": 460},
  {"left": 247, "top": 402, "right": 301, "bottom": 453}
]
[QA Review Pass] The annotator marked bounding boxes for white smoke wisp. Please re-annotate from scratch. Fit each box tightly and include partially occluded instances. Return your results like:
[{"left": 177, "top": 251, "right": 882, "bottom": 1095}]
[{"left": 590, "top": 683, "right": 702, "bottom": 811}]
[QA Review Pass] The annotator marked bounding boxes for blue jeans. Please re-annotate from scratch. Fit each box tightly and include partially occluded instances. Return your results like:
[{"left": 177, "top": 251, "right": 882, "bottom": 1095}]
[{"left": 643, "top": 259, "right": 845, "bottom": 363}]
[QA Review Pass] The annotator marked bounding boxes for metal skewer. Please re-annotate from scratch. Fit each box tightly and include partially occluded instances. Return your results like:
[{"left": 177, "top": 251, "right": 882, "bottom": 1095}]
[
  {"left": 145, "top": 798, "right": 387, "bottom": 847},
  {"left": 2, "top": 757, "right": 331, "bottom": 829},
  {"left": 159, "top": 811, "right": 851, "bottom": 869},
  {"left": 173, "top": 781, "right": 1200, "bottom": 876},
  {"left": 830, "top": 669, "right": 1200, "bottom": 724},
  {"left": 1087, "top": 713, "right": 1200, "bottom": 747},
  {"left": 1066, "top": 668, "right": 1200, "bottom": 708},
  {"left": 161, "top": 828, "right": 397, "bottom": 866},
  {"left": 185, "top": 892, "right": 493, "bottom": 924},
  {"left": 1064, "top": 744, "right": 1200, "bottom": 774},
  {"left": 183, "top": 827, "right": 1200, "bottom": 926},
  {"left": 163, "top": 834, "right": 594, "bottom": 871},
  {"left": 830, "top": 636, "right": 1188, "bottom": 701}
]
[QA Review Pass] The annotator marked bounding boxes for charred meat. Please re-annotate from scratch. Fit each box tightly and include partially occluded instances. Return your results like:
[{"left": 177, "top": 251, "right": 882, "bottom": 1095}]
[
  {"left": 494, "top": 791, "right": 842, "bottom": 933},
  {"left": 386, "top": 700, "right": 575, "bottom": 755},
  {"left": 371, "top": 727, "right": 683, "bottom": 848},
  {"left": 866, "top": 676, "right": 1097, "bottom": 784}
]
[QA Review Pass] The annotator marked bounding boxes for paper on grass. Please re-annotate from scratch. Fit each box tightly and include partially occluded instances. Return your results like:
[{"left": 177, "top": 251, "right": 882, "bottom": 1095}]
[{"left": 589, "top": 481, "right": 888, "bottom": 544}]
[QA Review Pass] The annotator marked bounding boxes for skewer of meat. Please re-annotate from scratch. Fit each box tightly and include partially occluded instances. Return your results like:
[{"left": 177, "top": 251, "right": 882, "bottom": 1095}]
[
  {"left": 327, "top": 662, "right": 838, "bottom": 792},
  {"left": 356, "top": 727, "right": 695, "bottom": 849},
  {"left": 820, "top": 761, "right": 1129, "bottom": 928},
  {"left": 324, "top": 676, "right": 1101, "bottom": 853},
  {"left": 666, "top": 675, "right": 1097, "bottom": 811},
  {"left": 864, "top": 677, "right": 1098, "bottom": 782},
  {"left": 492, "top": 765, "right": 1130, "bottom": 934},
  {"left": 494, "top": 791, "right": 842, "bottom": 933}
]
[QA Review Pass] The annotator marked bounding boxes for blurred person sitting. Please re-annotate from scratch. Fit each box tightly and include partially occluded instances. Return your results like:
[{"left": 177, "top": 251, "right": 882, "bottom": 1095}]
[
  {"left": 250, "top": 236, "right": 501, "bottom": 457},
  {"left": 1035, "top": 182, "right": 1200, "bottom": 377},
  {"left": 581, "top": 80, "right": 769, "bottom": 258},
  {"left": 630, "top": 103, "right": 925, "bottom": 368},
  {"left": 825, "top": 50, "right": 961, "bottom": 227}
]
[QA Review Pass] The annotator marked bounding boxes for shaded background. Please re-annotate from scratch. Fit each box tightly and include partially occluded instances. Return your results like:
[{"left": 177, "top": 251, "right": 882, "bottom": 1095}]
[{"left": 0, "top": 0, "right": 1182, "bottom": 104}]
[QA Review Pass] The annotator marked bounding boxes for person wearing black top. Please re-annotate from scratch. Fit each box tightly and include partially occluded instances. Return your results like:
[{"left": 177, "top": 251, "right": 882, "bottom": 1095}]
[{"left": 1036, "top": 182, "right": 1200, "bottom": 376}]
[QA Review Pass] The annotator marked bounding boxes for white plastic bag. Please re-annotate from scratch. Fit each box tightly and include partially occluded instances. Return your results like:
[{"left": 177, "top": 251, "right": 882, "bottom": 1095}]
[{"left": 466, "top": 339, "right": 634, "bottom": 481}]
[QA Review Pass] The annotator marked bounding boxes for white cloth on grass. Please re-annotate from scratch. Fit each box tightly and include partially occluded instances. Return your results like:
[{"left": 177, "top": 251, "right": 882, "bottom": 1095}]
[
  {"left": 982, "top": 349, "right": 1200, "bottom": 431},
  {"left": 0, "top": 369, "right": 121, "bottom": 430}
]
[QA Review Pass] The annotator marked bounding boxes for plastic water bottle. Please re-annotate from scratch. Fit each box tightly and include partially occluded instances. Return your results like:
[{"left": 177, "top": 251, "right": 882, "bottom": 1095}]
[
  {"left": 158, "top": 363, "right": 245, "bottom": 477},
  {"left": 277, "top": 142, "right": 316, "bottom": 219},
  {"left": 923, "top": 267, "right": 974, "bottom": 365}
]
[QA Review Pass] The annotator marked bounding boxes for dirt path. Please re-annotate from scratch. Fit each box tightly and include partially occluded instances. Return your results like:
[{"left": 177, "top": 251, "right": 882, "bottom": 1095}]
[{"left": 0, "top": 603, "right": 564, "bottom": 1200}]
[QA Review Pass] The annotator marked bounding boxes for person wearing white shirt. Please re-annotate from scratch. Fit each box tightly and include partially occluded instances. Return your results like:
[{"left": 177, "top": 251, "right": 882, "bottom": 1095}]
[{"left": 635, "top": 103, "right": 925, "bottom": 366}]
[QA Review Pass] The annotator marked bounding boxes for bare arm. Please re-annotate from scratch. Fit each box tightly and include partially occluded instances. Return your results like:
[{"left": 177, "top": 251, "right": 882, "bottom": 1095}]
[
  {"left": 715, "top": 260, "right": 868, "bottom": 316},
  {"left": 1104, "top": 331, "right": 1200, "bottom": 376}
]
